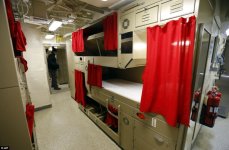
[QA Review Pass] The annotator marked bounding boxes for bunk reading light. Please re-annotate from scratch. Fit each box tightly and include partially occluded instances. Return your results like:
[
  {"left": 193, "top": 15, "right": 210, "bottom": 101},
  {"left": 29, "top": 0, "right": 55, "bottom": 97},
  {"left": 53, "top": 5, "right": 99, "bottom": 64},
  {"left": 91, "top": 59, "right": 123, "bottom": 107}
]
[
  {"left": 48, "top": 21, "right": 62, "bottom": 31},
  {"left": 226, "top": 28, "right": 229, "bottom": 36},
  {"left": 45, "top": 34, "right": 55, "bottom": 40}
]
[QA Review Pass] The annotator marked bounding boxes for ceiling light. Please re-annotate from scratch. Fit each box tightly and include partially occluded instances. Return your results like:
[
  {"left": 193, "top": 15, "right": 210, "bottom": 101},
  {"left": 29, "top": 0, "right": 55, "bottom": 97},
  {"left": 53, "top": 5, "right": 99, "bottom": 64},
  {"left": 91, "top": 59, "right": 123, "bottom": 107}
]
[
  {"left": 226, "top": 28, "right": 229, "bottom": 36},
  {"left": 68, "top": 19, "right": 74, "bottom": 23},
  {"left": 45, "top": 34, "right": 55, "bottom": 39},
  {"left": 101, "top": 0, "right": 108, "bottom": 1},
  {"left": 49, "top": 21, "right": 62, "bottom": 31}
]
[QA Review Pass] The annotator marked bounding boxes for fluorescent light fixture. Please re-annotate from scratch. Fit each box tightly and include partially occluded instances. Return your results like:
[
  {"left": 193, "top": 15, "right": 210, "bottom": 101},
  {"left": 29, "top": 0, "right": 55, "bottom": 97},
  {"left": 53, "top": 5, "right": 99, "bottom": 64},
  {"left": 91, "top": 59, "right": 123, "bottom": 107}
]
[
  {"left": 226, "top": 28, "right": 229, "bottom": 36},
  {"left": 102, "top": 0, "right": 108, "bottom": 1},
  {"left": 45, "top": 34, "right": 55, "bottom": 39},
  {"left": 49, "top": 21, "right": 62, "bottom": 31}
]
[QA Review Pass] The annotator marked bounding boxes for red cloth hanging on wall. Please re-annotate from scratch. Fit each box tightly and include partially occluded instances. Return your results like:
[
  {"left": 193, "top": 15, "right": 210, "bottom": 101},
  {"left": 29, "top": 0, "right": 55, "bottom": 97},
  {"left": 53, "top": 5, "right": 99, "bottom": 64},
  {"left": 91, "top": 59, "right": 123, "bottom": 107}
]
[
  {"left": 75, "top": 70, "right": 86, "bottom": 107},
  {"left": 140, "top": 16, "right": 196, "bottom": 127},
  {"left": 103, "top": 12, "right": 118, "bottom": 51},
  {"left": 14, "top": 21, "right": 27, "bottom": 51},
  {"left": 105, "top": 105, "right": 118, "bottom": 129},
  {"left": 87, "top": 64, "right": 102, "bottom": 88},
  {"left": 5, "top": 0, "right": 15, "bottom": 38},
  {"left": 17, "top": 56, "right": 28, "bottom": 72},
  {"left": 26, "top": 103, "right": 35, "bottom": 137},
  {"left": 72, "top": 29, "right": 84, "bottom": 52}
]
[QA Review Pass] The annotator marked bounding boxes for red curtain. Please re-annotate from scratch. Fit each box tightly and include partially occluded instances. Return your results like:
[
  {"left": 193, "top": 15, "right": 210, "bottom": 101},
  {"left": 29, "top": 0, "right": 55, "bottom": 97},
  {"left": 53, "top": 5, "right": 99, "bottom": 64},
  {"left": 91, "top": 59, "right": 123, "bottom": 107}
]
[
  {"left": 103, "top": 12, "right": 118, "bottom": 51},
  {"left": 15, "top": 21, "right": 27, "bottom": 51},
  {"left": 26, "top": 103, "right": 35, "bottom": 137},
  {"left": 75, "top": 70, "right": 86, "bottom": 107},
  {"left": 17, "top": 56, "right": 28, "bottom": 72},
  {"left": 72, "top": 29, "right": 84, "bottom": 53},
  {"left": 140, "top": 16, "right": 196, "bottom": 127},
  {"left": 87, "top": 64, "right": 102, "bottom": 88},
  {"left": 5, "top": 0, "right": 15, "bottom": 38},
  {"left": 105, "top": 105, "right": 118, "bottom": 129}
]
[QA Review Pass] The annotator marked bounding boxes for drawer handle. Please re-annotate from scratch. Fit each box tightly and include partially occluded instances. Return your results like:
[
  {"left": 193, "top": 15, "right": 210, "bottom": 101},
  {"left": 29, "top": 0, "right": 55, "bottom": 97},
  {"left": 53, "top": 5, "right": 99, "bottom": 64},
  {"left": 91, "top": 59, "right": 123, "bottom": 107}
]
[
  {"left": 136, "top": 112, "right": 145, "bottom": 120},
  {"left": 123, "top": 117, "right": 129, "bottom": 125},
  {"left": 154, "top": 135, "right": 164, "bottom": 144}
]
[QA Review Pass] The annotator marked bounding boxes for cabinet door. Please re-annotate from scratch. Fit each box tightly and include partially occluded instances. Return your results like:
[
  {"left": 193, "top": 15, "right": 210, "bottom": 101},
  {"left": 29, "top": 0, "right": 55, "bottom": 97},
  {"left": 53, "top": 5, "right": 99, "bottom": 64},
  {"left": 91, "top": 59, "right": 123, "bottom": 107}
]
[
  {"left": 135, "top": 5, "right": 159, "bottom": 27},
  {"left": 133, "top": 120, "right": 176, "bottom": 150},
  {"left": 0, "top": 87, "right": 32, "bottom": 150},
  {"left": 120, "top": 112, "right": 134, "bottom": 150},
  {"left": 160, "top": 0, "right": 196, "bottom": 21}
]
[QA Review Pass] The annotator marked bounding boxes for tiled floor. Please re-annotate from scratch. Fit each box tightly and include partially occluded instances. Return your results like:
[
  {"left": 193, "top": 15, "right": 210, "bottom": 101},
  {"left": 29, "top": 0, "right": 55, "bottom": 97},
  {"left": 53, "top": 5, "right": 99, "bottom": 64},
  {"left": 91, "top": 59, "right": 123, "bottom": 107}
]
[
  {"left": 191, "top": 116, "right": 229, "bottom": 150},
  {"left": 34, "top": 91, "right": 120, "bottom": 150},
  {"left": 50, "top": 84, "right": 69, "bottom": 94}
]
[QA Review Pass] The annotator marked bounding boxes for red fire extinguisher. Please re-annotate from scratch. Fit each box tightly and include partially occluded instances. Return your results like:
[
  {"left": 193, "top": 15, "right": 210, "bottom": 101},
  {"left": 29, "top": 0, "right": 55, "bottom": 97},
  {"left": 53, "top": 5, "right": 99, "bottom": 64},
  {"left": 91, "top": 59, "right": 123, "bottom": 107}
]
[
  {"left": 191, "top": 90, "right": 201, "bottom": 121},
  {"left": 201, "top": 86, "right": 222, "bottom": 127},
  {"left": 200, "top": 86, "right": 222, "bottom": 127}
]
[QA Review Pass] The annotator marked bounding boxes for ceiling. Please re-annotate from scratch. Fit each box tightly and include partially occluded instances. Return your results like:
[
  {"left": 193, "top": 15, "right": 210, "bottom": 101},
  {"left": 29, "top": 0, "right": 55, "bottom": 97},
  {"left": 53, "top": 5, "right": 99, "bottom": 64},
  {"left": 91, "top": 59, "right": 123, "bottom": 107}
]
[
  {"left": 80, "top": 0, "right": 119, "bottom": 8},
  {"left": 11, "top": 0, "right": 133, "bottom": 36}
]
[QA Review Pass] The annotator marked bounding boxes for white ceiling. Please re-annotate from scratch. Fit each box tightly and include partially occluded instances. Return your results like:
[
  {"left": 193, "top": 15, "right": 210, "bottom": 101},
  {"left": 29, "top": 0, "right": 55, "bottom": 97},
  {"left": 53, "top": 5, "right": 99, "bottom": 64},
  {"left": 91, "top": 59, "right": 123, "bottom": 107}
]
[{"left": 80, "top": 0, "right": 120, "bottom": 8}]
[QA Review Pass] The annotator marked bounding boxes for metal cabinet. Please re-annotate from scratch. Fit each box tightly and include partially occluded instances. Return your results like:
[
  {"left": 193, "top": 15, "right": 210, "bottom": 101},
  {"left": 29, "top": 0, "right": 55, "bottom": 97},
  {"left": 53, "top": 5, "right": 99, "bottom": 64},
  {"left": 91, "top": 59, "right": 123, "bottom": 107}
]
[
  {"left": 133, "top": 120, "right": 176, "bottom": 150},
  {"left": 160, "top": 0, "right": 196, "bottom": 21},
  {"left": 120, "top": 112, "right": 134, "bottom": 150},
  {"left": 120, "top": 12, "right": 135, "bottom": 34},
  {"left": 132, "top": 110, "right": 179, "bottom": 142},
  {"left": 135, "top": 5, "right": 159, "bottom": 27}
]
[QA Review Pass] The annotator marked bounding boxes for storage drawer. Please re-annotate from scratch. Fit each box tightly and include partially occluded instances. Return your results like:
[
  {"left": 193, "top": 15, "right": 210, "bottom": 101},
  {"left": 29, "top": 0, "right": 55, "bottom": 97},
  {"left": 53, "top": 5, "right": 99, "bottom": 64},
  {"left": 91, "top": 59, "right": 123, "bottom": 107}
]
[
  {"left": 134, "top": 120, "right": 176, "bottom": 150},
  {"left": 132, "top": 110, "right": 179, "bottom": 142},
  {"left": 120, "top": 113, "right": 134, "bottom": 150},
  {"left": 96, "top": 118, "right": 119, "bottom": 144},
  {"left": 160, "top": 0, "right": 196, "bottom": 21},
  {"left": 91, "top": 87, "right": 106, "bottom": 106},
  {"left": 91, "top": 88, "right": 108, "bottom": 107},
  {"left": 87, "top": 108, "right": 98, "bottom": 123},
  {"left": 135, "top": 5, "right": 159, "bottom": 27}
]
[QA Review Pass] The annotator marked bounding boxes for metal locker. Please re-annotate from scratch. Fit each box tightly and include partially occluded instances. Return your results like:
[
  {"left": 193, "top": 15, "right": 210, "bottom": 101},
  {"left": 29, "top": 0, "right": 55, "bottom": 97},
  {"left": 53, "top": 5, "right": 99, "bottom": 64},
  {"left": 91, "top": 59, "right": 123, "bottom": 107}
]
[{"left": 120, "top": 112, "right": 134, "bottom": 150}]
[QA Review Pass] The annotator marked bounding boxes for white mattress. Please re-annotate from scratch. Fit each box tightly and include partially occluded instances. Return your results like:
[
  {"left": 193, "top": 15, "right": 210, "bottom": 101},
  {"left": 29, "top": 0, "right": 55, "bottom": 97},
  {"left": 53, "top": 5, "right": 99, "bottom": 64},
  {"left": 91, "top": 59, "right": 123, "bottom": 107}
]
[{"left": 102, "top": 79, "right": 143, "bottom": 103}]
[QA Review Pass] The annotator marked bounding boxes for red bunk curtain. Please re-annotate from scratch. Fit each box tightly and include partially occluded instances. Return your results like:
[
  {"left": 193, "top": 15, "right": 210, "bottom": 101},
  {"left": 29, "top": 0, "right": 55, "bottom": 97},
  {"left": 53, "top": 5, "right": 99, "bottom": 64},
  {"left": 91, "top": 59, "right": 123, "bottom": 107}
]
[
  {"left": 5, "top": 0, "right": 27, "bottom": 53},
  {"left": 75, "top": 70, "right": 86, "bottom": 107},
  {"left": 72, "top": 29, "right": 84, "bottom": 53},
  {"left": 17, "top": 56, "right": 28, "bottom": 72},
  {"left": 26, "top": 103, "right": 35, "bottom": 137},
  {"left": 103, "top": 12, "right": 118, "bottom": 51},
  {"left": 140, "top": 16, "right": 196, "bottom": 127},
  {"left": 5, "top": 0, "right": 15, "bottom": 38},
  {"left": 87, "top": 64, "right": 102, "bottom": 88},
  {"left": 15, "top": 21, "right": 27, "bottom": 51}
]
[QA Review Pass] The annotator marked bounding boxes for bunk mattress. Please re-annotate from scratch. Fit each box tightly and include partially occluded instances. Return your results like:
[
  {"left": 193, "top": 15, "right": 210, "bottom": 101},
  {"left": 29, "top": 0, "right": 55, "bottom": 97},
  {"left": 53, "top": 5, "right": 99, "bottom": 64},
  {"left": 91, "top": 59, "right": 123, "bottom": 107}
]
[{"left": 102, "top": 79, "right": 143, "bottom": 103}]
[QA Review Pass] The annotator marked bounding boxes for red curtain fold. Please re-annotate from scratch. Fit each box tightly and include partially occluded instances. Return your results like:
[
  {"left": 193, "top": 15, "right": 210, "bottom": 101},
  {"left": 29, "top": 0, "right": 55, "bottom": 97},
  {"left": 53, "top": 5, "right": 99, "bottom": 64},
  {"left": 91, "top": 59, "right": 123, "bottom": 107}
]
[
  {"left": 103, "top": 12, "right": 118, "bottom": 51},
  {"left": 75, "top": 70, "right": 86, "bottom": 107},
  {"left": 26, "top": 103, "right": 35, "bottom": 137},
  {"left": 72, "top": 29, "right": 84, "bottom": 53},
  {"left": 15, "top": 21, "right": 27, "bottom": 51},
  {"left": 87, "top": 64, "right": 102, "bottom": 88},
  {"left": 140, "top": 16, "right": 196, "bottom": 127},
  {"left": 105, "top": 105, "right": 118, "bottom": 129},
  {"left": 5, "top": 0, "right": 15, "bottom": 38},
  {"left": 17, "top": 56, "right": 28, "bottom": 72}
]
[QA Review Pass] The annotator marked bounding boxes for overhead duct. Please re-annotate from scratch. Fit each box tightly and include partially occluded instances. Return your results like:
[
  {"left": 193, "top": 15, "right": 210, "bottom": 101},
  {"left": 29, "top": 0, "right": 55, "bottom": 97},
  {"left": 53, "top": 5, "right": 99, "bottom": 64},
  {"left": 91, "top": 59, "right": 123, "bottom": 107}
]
[{"left": 109, "top": 0, "right": 136, "bottom": 10}]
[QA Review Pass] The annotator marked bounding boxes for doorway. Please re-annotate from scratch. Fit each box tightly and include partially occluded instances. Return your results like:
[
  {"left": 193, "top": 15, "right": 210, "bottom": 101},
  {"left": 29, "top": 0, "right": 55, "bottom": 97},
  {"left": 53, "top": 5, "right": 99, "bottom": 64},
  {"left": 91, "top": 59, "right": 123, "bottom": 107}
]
[{"left": 44, "top": 45, "right": 69, "bottom": 94}]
